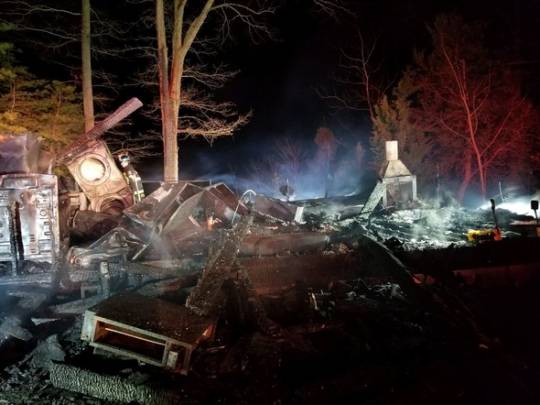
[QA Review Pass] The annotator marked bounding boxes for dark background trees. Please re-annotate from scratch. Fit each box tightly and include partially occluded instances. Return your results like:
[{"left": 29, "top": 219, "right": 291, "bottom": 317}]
[
  {"left": 0, "top": 23, "right": 82, "bottom": 149},
  {"left": 320, "top": 6, "right": 540, "bottom": 201}
]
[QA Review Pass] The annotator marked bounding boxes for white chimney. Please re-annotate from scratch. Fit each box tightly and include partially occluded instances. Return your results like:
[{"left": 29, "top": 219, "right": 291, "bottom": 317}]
[
  {"left": 376, "top": 139, "right": 418, "bottom": 207},
  {"left": 385, "top": 140, "right": 398, "bottom": 161},
  {"left": 380, "top": 140, "right": 411, "bottom": 178}
]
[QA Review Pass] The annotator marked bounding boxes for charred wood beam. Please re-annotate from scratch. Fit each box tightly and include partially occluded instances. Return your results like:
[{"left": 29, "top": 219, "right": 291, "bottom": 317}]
[
  {"left": 50, "top": 363, "right": 180, "bottom": 404},
  {"left": 186, "top": 215, "right": 253, "bottom": 317},
  {"left": 57, "top": 98, "right": 143, "bottom": 165}
]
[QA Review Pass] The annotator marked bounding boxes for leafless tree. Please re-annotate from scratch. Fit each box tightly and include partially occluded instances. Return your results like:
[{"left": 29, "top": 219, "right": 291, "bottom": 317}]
[
  {"left": 320, "top": 31, "right": 385, "bottom": 121},
  {"left": 412, "top": 15, "right": 537, "bottom": 200},
  {"left": 153, "top": 0, "right": 275, "bottom": 183},
  {"left": 312, "top": 0, "right": 352, "bottom": 19},
  {"left": 148, "top": 0, "right": 353, "bottom": 182}
]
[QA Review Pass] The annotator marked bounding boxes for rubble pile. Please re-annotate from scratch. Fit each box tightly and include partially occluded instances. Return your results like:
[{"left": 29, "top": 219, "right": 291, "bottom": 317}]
[
  {"left": 1, "top": 128, "right": 539, "bottom": 403},
  {"left": 0, "top": 183, "right": 538, "bottom": 403}
]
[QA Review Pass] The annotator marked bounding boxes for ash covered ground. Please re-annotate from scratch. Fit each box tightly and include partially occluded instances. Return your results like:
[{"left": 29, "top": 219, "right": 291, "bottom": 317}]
[{"left": 368, "top": 206, "right": 522, "bottom": 249}]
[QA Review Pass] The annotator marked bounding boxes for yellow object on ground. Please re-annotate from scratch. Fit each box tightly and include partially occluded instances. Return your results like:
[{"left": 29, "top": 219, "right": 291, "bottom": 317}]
[{"left": 467, "top": 228, "right": 502, "bottom": 243}]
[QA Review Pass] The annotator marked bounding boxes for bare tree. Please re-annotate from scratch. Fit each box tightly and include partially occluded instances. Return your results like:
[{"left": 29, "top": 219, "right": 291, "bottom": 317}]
[
  {"left": 153, "top": 0, "right": 351, "bottom": 183},
  {"left": 312, "top": 0, "right": 352, "bottom": 19},
  {"left": 320, "top": 31, "right": 384, "bottom": 121},
  {"left": 411, "top": 15, "right": 537, "bottom": 200},
  {"left": 247, "top": 136, "right": 307, "bottom": 198},
  {"left": 154, "top": 0, "right": 274, "bottom": 183}
]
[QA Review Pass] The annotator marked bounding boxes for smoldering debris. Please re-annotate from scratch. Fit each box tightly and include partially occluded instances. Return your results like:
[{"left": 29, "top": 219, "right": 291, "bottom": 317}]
[{"left": 0, "top": 170, "right": 539, "bottom": 404}]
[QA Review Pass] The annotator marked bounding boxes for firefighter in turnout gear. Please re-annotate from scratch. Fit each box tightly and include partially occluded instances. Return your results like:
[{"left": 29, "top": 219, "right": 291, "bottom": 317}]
[{"left": 116, "top": 151, "right": 145, "bottom": 203}]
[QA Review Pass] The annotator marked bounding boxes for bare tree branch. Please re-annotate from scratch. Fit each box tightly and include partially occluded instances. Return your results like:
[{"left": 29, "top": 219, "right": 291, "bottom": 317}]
[{"left": 312, "top": 0, "right": 353, "bottom": 19}]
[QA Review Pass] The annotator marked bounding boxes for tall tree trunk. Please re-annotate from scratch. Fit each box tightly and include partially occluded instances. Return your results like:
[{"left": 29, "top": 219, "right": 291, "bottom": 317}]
[
  {"left": 441, "top": 41, "right": 488, "bottom": 200},
  {"left": 169, "top": 0, "right": 185, "bottom": 136},
  {"left": 81, "top": 0, "right": 94, "bottom": 132},
  {"left": 156, "top": 0, "right": 178, "bottom": 183},
  {"left": 463, "top": 100, "right": 487, "bottom": 199},
  {"left": 9, "top": 81, "right": 16, "bottom": 112},
  {"left": 458, "top": 151, "right": 473, "bottom": 202},
  {"left": 471, "top": 141, "right": 487, "bottom": 198},
  {"left": 169, "top": 59, "right": 182, "bottom": 152},
  {"left": 155, "top": 0, "right": 214, "bottom": 182}
]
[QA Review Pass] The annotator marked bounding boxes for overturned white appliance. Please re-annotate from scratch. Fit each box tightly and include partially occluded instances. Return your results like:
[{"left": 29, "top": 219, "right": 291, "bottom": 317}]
[
  {"left": 57, "top": 98, "right": 143, "bottom": 215},
  {"left": 379, "top": 140, "right": 417, "bottom": 207}
]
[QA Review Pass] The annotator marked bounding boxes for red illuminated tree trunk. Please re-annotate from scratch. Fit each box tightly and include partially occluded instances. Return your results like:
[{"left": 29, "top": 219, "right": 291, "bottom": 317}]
[
  {"left": 439, "top": 42, "right": 487, "bottom": 197},
  {"left": 156, "top": 0, "right": 230, "bottom": 182},
  {"left": 156, "top": 0, "right": 213, "bottom": 183},
  {"left": 156, "top": 0, "right": 182, "bottom": 182}
]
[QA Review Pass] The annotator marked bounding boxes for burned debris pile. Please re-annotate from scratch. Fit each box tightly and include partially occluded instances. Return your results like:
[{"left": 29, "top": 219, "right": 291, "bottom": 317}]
[{"left": 1, "top": 110, "right": 539, "bottom": 404}]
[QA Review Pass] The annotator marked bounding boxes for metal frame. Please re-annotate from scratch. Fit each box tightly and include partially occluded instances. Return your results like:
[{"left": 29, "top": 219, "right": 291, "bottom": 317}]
[
  {"left": 81, "top": 294, "right": 216, "bottom": 375},
  {"left": 0, "top": 174, "right": 60, "bottom": 273},
  {"left": 82, "top": 312, "right": 195, "bottom": 374}
]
